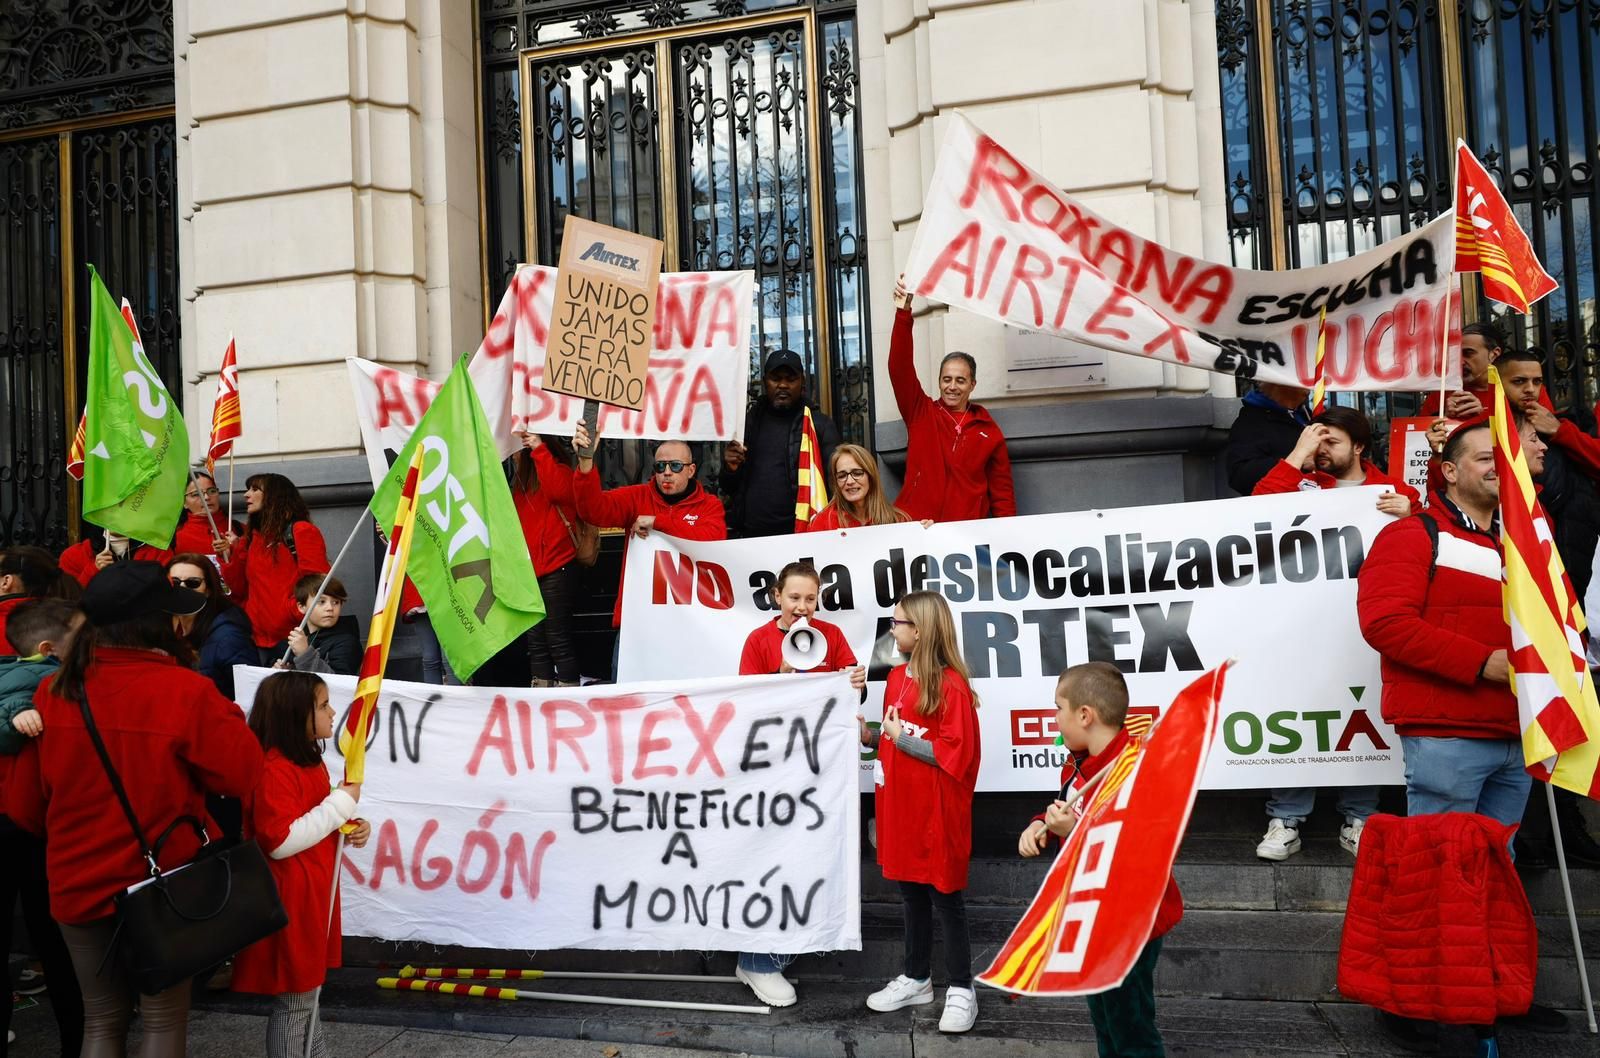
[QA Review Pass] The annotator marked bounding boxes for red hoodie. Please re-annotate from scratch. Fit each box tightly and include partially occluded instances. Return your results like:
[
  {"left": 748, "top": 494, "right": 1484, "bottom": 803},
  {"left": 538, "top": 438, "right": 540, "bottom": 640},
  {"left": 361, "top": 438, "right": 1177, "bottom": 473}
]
[
  {"left": 572, "top": 472, "right": 726, "bottom": 627},
  {"left": 6, "top": 648, "right": 263, "bottom": 923},
  {"left": 888, "top": 308, "right": 1016, "bottom": 523},
  {"left": 513, "top": 445, "right": 580, "bottom": 577},
  {"left": 59, "top": 540, "right": 172, "bottom": 588},
  {"left": 1251, "top": 459, "right": 1421, "bottom": 512},
  {"left": 222, "top": 522, "right": 331, "bottom": 648}
]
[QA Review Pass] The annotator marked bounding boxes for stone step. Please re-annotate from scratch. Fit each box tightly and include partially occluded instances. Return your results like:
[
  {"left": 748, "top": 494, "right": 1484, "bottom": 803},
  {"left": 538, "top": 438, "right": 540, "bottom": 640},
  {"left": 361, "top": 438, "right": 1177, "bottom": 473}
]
[
  {"left": 189, "top": 976, "right": 1600, "bottom": 1058},
  {"left": 346, "top": 906, "right": 1600, "bottom": 1009}
]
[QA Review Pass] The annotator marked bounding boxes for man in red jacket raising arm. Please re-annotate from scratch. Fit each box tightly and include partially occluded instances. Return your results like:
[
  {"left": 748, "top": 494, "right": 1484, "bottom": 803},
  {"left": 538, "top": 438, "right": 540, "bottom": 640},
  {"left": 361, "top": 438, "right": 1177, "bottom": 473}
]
[
  {"left": 572, "top": 422, "right": 726, "bottom": 680},
  {"left": 1356, "top": 420, "right": 1566, "bottom": 1048}
]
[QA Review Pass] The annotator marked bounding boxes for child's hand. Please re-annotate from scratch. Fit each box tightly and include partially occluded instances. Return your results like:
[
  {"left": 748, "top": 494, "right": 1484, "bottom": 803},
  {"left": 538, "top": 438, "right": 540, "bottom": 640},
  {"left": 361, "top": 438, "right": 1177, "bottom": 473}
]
[
  {"left": 1018, "top": 820, "right": 1048, "bottom": 858},
  {"left": 341, "top": 781, "right": 362, "bottom": 803},
  {"left": 287, "top": 627, "right": 310, "bottom": 657},
  {"left": 95, "top": 548, "right": 115, "bottom": 570},
  {"left": 12, "top": 709, "right": 43, "bottom": 738},
  {"left": 271, "top": 659, "right": 289, "bottom": 670},
  {"left": 1043, "top": 799, "right": 1074, "bottom": 838},
  {"left": 856, "top": 714, "right": 872, "bottom": 745},
  {"left": 848, "top": 665, "right": 867, "bottom": 691},
  {"left": 345, "top": 818, "right": 371, "bottom": 848},
  {"left": 882, "top": 704, "right": 904, "bottom": 741}
]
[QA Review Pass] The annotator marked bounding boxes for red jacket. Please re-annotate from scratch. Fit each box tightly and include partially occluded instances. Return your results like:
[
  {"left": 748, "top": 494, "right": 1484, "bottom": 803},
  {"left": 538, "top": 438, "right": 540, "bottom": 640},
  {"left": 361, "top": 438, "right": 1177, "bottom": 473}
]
[
  {"left": 5, "top": 648, "right": 264, "bottom": 924},
  {"left": 875, "top": 665, "right": 980, "bottom": 893},
  {"left": 1548, "top": 418, "right": 1600, "bottom": 481},
  {"left": 231, "top": 751, "right": 343, "bottom": 994},
  {"left": 804, "top": 505, "right": 912, "bottom": 533},
  {"left": 59, "top": 540, "right": 172, "bottom": 588},
  {"left": 0, "top": 594, "right": 28, "bottom": 655},
  {"left": 739, "top": 616, "right": 858, "bottom": 675},
  {"left": 1338, "top": 812, "right": 1535, "bottom": 1024},
  {"left": 170, "top": 513, "right": 244, "bottom": 558},
  {"left": 1035, "top": 727, "right": 1183, "bottom": 940},
  {"left": 1357, "top": 497, "right": 1515, "bottom": 739},
  {"left": 222, "top": 522, "right": 331, "bottom": 648},
  {"left": 1251, "top": 459, "right": 1421, "bottom": 512},
  {"left": 888, "top": 308, "right": 1016, "bottom": 523},
  {"left": 514, "top": 446, "right": 580, "bottom": 577},
  {"left": 572, "top": 472, "right": 726, "bottom": 627}
]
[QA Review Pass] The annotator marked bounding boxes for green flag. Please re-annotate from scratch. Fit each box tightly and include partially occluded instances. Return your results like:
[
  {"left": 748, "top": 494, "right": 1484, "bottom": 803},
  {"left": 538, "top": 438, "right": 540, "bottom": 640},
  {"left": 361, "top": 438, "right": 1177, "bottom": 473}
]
[
  {"left": 81, "top": 266, "right": 190, "bottom": 548},
  {"left": 371, "top": 355, "right": 543, "bottom": 680}
]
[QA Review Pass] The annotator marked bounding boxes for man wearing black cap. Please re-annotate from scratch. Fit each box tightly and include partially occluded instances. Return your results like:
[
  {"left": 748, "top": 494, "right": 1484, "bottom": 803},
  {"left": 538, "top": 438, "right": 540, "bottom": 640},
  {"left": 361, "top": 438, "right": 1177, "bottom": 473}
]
[{"left": 721, "top": 350, "right": 842, "bottom": 538}]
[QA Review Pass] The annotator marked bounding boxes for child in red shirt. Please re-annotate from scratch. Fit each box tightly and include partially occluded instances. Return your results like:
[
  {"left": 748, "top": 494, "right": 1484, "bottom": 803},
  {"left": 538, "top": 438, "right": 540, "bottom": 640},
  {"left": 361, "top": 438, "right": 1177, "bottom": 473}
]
[
  {"left": 232, "top": 671, "right": 370, "bottom": 1058},
  {"left": 1018, "top": 661, "right": 1182, "bottom": 1058},
  {"left": 860, "top": 590, "right": 980, "bottom": 1033},
  {"left": 734, "top": 560, "right": 866, "bottom": 1007}
]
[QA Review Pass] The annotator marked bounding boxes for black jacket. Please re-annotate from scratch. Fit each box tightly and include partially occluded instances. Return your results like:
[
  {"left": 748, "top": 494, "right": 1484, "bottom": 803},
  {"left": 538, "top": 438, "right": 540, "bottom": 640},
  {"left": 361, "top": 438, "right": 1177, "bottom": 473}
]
[
  {"left": 720, "top": 399, "right": 841, "bottom": 537},
  {"left": 1224, "top": 399, "right": 1306, "bottom": 496},
  {"left": 286, "top": 614, "right": 363, "bottom": 676}
]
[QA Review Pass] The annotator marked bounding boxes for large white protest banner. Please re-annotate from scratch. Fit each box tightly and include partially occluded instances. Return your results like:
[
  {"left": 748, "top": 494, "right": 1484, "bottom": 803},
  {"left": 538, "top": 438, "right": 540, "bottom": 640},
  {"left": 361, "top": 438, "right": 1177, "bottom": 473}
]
[
  {"left": 233, "top": 668, "right": 861, "bottom": 953},
  {"left": 349, "top": 266, "right": 754, "bottom": 486},
  {"left": 904, "top": 114, "right": 1459, "bottom": 392},
  {"left": 617, "top": 489, "right": 1407, "bottom": 791}
]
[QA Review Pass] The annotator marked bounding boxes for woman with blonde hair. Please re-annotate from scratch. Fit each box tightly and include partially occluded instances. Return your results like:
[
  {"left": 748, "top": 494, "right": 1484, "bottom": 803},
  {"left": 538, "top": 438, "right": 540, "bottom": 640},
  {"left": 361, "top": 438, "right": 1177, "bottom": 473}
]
[
  {"left": 806, "top": 445, "right": 930, "bottom": 531},
  {"left": 858, "top": 589, "right": 981, "bottom": 1033}
]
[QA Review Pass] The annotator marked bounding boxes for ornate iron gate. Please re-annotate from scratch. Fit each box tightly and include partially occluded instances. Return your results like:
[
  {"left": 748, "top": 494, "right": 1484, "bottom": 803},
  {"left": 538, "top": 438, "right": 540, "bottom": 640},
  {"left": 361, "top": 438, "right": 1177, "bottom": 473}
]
[{"left": 0, "top": 1, "right": 179, "bottom": 549}]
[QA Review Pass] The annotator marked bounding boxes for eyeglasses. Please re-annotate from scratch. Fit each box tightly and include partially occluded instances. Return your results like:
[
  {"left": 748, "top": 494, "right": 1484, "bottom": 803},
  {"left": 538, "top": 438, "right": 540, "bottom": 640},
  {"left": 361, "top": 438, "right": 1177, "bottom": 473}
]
[
  {"left": 889, "top": 618, "right": 915, "bottom": 628},
  {"left": 185, "top": 488, "right": 220, "bottom": 499},
  {"left": 169, "top": 577, "right": 205, "bottom": 590},
  {"left": 835, "top": 469, "right": 868, "bottom": 482},
  {"left": 653, "top": 460, "right": 690, "bottom": 474}
]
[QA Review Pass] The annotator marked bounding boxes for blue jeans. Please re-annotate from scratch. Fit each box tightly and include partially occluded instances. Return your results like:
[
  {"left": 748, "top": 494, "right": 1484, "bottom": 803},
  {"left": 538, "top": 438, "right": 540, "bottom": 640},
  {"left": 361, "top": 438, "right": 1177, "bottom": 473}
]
[
  {"left": 1399, "top": 735, "right": 1530, "bottom": 827},
  {"left": 737, "top": 952, "right": 795, "bottom": 974},
  {"left": 413, "top": 615, "right": 460, "bottom": 686},
  {"left": 1266, "top": 786, "right": 1381, "bottom": 826}
]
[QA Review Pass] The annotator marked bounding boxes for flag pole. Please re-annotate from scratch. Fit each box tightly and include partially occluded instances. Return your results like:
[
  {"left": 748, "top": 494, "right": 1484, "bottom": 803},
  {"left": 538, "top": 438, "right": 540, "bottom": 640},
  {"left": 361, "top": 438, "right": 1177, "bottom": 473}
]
[
  {"left": 280, "top": 515, "right": 371, "bottom": 665},
  {"left": 227, "top": 452, "right": 236, "bottom": 528},
  {"left": 188, "top": 467, "right": 226, "bottom": 553},
  {"left": 303, "top": 831, "right": 346, "bottom": 1058},
  {"left": 1545, "top": 782, "right": 1598, "bottom": 1033},
  {"left": 1440, "top": 141, "right": 1461, "bottom": 416}
]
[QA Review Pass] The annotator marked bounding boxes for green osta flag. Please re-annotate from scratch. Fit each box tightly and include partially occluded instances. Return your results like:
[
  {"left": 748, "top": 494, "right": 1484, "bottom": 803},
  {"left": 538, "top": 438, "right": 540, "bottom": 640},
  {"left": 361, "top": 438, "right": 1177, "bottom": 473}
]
[
  {"left": 371, "top": 355, "right": 543, "bottom": 680},
  {"left": 81, "top": 265, "right": 189, "bottom": 549}
]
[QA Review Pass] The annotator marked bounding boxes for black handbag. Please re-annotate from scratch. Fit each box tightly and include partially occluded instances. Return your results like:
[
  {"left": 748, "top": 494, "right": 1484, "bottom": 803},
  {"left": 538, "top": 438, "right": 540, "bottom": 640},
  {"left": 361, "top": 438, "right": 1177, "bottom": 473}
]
[{"left": 79, "top": 692, "right": 288, "bottom": 994}]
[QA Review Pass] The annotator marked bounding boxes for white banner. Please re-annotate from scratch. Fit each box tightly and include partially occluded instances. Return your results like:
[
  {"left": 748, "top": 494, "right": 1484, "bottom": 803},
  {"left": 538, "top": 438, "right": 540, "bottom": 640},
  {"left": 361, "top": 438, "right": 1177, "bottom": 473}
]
[
  {"left": 905, "top": 114, "right": 1460, "bottom": 392},
  {"left": 232, "top": 668, "right": 861, "bottom": 953},
  {"left": 349, "top": 266, "right": 754, "bottom": 486},
  {"left": 618, "top": 490, "right": 1408, "bottom": 791}
]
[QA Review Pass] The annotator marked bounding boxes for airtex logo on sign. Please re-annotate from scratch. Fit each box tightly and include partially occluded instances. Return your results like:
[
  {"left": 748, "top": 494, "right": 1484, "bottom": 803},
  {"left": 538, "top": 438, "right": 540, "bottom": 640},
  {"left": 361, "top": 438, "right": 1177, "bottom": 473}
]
[{"left": 578, "top": 241, "right": 641, "bottom": 271}]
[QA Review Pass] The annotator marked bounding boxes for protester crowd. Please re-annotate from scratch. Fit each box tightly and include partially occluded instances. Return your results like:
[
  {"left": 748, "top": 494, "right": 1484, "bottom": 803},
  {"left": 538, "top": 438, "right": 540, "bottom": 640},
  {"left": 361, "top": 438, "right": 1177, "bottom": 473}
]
[{"left": 0, "top": 276, "right": 1594, "bottom": 1058}]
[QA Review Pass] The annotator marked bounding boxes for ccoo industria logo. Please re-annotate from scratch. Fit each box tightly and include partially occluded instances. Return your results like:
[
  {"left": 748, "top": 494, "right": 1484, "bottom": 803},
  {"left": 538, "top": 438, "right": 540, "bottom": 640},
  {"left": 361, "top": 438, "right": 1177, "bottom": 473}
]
[{"left": 578, "top": 241, "right": 642, "bottom": 271}]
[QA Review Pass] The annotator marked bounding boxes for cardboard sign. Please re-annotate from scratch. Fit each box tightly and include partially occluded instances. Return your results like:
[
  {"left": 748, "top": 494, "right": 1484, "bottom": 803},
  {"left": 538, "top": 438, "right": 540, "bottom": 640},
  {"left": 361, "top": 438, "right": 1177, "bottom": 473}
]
[
  {"left": 1387, "top": 416, "right": 1440, "bottom": 500},
  {"left": 544, "top": 216, "right": 664, "bottom": 411}
]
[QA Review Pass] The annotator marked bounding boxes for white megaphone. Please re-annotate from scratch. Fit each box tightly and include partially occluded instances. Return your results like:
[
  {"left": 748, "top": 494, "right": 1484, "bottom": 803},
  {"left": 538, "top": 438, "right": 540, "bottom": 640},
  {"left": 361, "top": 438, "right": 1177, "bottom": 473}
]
[{"left": 781, "top": 616, "right": 829, "bottom": 672}]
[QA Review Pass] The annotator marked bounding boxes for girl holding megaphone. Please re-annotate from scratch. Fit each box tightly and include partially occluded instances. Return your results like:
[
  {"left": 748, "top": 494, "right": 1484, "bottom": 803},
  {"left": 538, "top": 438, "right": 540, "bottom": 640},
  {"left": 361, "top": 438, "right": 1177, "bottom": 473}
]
[{"left": 731, "top": 560, "right": 866, "bottom": 1008}]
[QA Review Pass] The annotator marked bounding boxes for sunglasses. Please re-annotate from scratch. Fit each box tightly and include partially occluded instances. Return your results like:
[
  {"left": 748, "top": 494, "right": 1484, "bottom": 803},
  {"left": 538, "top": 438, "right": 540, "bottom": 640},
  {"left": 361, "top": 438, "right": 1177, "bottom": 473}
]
[
  {"left": 654, "top": 460, "right": 691, "bottom": 474},
  {"left": 835, "top": 469, "right": 868, "bottom": 481},
  {"left": 169, "top": 577, "right": 205, "bottom": 590}
]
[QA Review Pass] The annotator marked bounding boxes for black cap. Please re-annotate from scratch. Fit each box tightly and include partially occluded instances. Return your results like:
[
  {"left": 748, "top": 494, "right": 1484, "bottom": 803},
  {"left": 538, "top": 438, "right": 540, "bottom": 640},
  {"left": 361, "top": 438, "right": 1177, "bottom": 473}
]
[
  {"left": 763, "top": 349, "right": 805, "bottom": 377},
  {"left": 80, "top": 561, "right": 207, "bottom": 627}
]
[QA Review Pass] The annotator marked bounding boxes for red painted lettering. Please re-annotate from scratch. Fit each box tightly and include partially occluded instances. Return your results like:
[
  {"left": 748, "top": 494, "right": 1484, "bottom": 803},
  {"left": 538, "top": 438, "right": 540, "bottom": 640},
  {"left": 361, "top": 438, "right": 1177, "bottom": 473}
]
[
  {"left": 541, "top": 699, "right": 595, "bottom": 773},
  {"left": 676, "top": 695, "right": 736, "bottom": 777},
  {"left": 999, "top": 244, "right": 1052, "bottom": 326},
  {"left": 634, "top": 708, "right": 679, "bottom": 780},
  {"left": 368, "top": 819, "right": 406, "bottom": 890},
  {"left": 466, "top": 696, "right": 517, "bottom": 777},
  {"left": 680, "top": 365, "right": 725, "bottom": 436},
  {"left": 588, "top": 694, "right": 648, "bottom": 785},
  {"left": 411, "top": 819, "right": 453, "bottom": 890},
  {"left": 921, "top": 222, "right": 983, "bottom": 298},
  {"left": 654, "top": 552, "right": 695, "bottom": 604},
  {"left": 1085, "top": 288, "right": 1137, "bottom": 343},
  {"left": 958, "top": 135, "right": 1028, "bottom": 220},
  {"left": 500, "top": 830, "right": 558, "bottom": 900}
]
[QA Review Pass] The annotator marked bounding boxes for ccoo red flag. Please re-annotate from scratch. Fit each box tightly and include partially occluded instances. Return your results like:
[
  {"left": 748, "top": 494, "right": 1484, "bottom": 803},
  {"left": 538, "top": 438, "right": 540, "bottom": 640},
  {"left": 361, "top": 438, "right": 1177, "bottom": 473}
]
[
  {"left": 1454, "top": 144, "right": 1558, "bottom": 314},
  {"left": 208, "top": 336, "right": 242, "bottom": 473}
]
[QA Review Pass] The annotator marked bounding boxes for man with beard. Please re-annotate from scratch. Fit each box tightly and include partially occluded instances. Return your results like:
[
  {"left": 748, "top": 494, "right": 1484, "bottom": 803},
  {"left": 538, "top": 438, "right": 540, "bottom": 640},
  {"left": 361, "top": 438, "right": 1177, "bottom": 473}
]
[
  {"left": 720, "top": 350, "right": 841, "bottom": 538},
  {"left": 1247, "top": 405, "right": 1412, "bottom": 861}
]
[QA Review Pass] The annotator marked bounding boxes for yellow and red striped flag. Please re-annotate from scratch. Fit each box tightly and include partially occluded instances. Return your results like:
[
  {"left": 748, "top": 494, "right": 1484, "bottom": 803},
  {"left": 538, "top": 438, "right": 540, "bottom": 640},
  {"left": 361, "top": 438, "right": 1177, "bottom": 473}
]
[
  {"left": 793, "top": 406, "right": 830, "bottom": 531},
  {"left": 338, "top": 441, "right": 424, "bottom": 784},
  {"left": 1309, "top": 308, "right": 1329, "bottom": 416},
  {"left": 207, "top": 336, "right": 242, "bottom": 474},
  {"left": 1456, "top": 143, "right": 1558, "bottom": 314},
  {"left": 66, "top": 409, "right": 87, "bottom": 481},
  {"left": 1488, "top": 366, "right": 1600, "bottom": 798}
]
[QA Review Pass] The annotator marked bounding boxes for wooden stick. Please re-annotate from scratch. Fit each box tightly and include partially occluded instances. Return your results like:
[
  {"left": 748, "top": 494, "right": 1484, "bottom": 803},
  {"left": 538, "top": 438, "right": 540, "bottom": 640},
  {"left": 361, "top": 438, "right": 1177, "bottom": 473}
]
[
  {"left": 399, "top": 964, "right": 740, "bottom": 984},
  {"left": 304, "top": 832, "right": 346, "bottom": 1058},
  {"left": 188, "top": 467, "right": 226, "bottom": 555},
  {"left": 279, "top": 515, "right": 369, "bottom": 665},
  {"left": 1546, "top": 782, "right": 1598, "bottom": 1034},
  {"left": 378, "top": 976, "right": 771, "bottom": 1015}
]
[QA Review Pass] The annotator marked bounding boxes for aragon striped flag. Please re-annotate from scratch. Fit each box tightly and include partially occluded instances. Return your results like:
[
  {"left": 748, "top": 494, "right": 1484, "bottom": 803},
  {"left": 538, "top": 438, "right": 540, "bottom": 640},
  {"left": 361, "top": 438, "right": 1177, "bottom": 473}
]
[
  {"left": 793, "top": 406, "right": 830, "bottom": 531},
  {"left": 66, "top": 410, "right": 87, "bottom": 481},
  {"left": 1309, "top": 307, "right": 1329, "bottom": 416},
  {"left": 1455, "top": 143, "right": 1558, "bottom": 313},
  {"left": 207, "top": 336, "right": 242, "bottom": 474},
  {"left": 1488, "top": 366, "right": 1600, "bottom": 798},
  {"left": 338, "top": 441, "right": 425, "bottom": 785}
]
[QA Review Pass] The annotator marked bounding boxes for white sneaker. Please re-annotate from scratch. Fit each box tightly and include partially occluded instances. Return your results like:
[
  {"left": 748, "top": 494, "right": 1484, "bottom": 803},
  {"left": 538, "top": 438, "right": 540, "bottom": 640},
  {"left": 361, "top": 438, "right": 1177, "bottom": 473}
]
[
  {"left": 1340, "top": 816, "right": 1365, "bottom": 857},
  {"left": 735, "top": 965, "right": 797, "bottom": 1007},
  {"left": 866, "top": 974, "right": 934, "bottom": 1012},
  {"left": 1256, "top": 818, "right": 1302, "bottom": 861},
  {"left": 938, "top": 985, "right": 977, "bottom": 1032}
]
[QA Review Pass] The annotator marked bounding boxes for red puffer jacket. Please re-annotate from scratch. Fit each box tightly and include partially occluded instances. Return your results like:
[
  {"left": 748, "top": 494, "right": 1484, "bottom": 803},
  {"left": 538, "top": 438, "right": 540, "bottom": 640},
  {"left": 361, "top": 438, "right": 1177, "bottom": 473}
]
[
  {"left": 1338, "top": 812, "right": 1535, "bottom": 1024},
  {"left": 1356, "top": 496, "right": 1515, "bottom": 739},
  {"left": 888, "top": 308, "right": 1016, "bottom": 523}
]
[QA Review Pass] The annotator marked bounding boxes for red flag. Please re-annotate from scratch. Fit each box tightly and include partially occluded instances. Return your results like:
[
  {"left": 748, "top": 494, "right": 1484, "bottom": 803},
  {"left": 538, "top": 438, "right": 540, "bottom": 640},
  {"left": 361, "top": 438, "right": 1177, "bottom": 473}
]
[
  {"left": 208, "top": 336, "right": 242, "bottom": 472},
  {"left": 1455, "top": 144, "right": 1558, "bottom": 313},
  {"left": 66, "top": 409, "right": 87, "bottom": 481},
  {"left": 979, "top": 666, "right": 1226, "bottom": 996}
]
